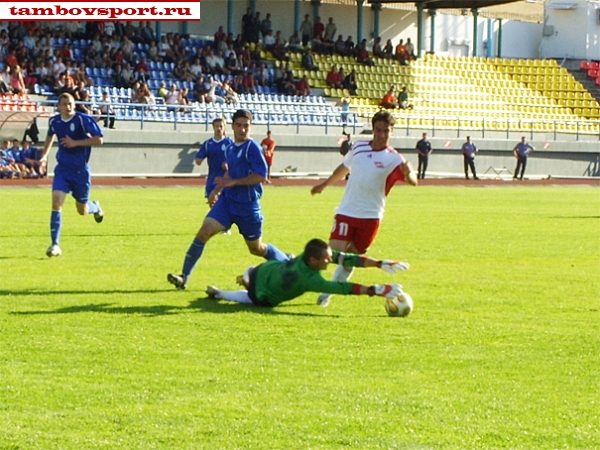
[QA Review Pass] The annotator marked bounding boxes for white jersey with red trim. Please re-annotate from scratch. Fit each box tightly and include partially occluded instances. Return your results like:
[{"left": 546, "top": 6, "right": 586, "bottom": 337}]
[{"left": 336, "top": 140, "right": 406, "bottom": 219}]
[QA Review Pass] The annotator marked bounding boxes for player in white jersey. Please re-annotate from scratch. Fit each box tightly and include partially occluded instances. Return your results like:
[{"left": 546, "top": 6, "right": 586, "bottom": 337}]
[{"left": 311, "top": 110, "right": 417, "bottom": 306}]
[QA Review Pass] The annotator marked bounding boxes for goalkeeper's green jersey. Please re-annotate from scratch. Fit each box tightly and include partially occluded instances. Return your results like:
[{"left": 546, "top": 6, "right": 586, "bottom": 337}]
[{"left": 254, "top": 251, "right": 363, "bottom": 306}]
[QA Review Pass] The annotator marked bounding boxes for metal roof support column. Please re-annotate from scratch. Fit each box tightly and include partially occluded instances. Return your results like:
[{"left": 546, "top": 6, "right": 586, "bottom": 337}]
[
  {"left": 227, "top": 0, "right": 234, "bottom": 35},
  {"left": 497, "top": 18, "right": 503, "bottom": 57},
  {"left": 311, "top": 0, "right": 321, "bottom": 20},
  {"left": 294, "top": 0, "right": 301, "bottom": 34},
  {"left": 471, "top": 7, "right": 479, "bottom": 57},
  {"left": 357, "top": 0, "right": 365, "bottom": 44},
  {"left": 416, "top": 2, "right": 425, "bottom": 58},
  {"left": 372, "top": 2, "right": 382, "bottom": 39},
  {"left": 429, "top": 9, "right": 436, "bottom": 53}
]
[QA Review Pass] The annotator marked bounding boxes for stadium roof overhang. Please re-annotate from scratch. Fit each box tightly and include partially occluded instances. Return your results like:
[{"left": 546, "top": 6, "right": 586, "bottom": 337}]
[{"left": 367, "top": 0, "right": 520, "bottom": 10}]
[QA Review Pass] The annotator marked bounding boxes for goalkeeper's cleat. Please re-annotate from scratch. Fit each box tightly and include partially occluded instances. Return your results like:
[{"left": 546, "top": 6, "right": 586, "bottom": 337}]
[
  {"left": 46, "top": 244, "right": 62, "bottom": 257},
  {"left": 167, "top": 273, "right": 187, "bottom": 290},
  {"left": 206, "top": 286, "right": 219, "bottom": 299},
  {"left": 92, "top": 201, "right": 104, "bottom": 223},
  {"left": 317, "top": 293, "right": 332, "bottom": 307}
]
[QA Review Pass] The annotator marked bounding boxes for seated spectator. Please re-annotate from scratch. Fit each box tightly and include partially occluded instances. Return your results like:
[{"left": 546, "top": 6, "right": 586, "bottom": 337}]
[
  {"left": 301, "top": 48, "right": 319, "bottom": 71},
  {"left": 276, "top": 71, "right": 297, "bottom": 95},
  {"left": 224, "top": 53, "right": 242, "bottom": 76},
  {"left": 221, "top": 79, "right": 239, "bottom": 105},
  {"left": 57, "top": 74, "right": 76, "bottom": 96},
  {"left": 178, "top": 87, "right": 191, "bottom": 113},
  {"left": 157, "top": 81, "right": 168, "bottom": 99},
  {"left": 383, "top": 39, "right": 394, "bottom": 59},
  {"left": 372, "top": 37, "right": 384, "bottom": 59},
  {"left": 344, "top": 68, "right": 358, "bottom": 96},
  {"left": 204, "top": 75, "right": 226, "bottom": 105},
  {"left": 134, "top": 57, "right": 150, "bottom": 75},
  {"left": 231, "top": 73, "right": 246, "bottom": 96},
  {"left": 76, "top": 88, "right": 97, "bottom": 117},
  {"left": 148, "top": 40, "right": 160, "bottom": 62},
  {"left": 173, "top": 61, "right": 195, "bottom": 82},
  {"left": 256, "top": 62, "right": 270, "bottom": 86},
  {"left": 405, "top": 38, "right": 416, "bottom": 61},
  {"left": 138, "top": 83, "right": 156, "bottom": 111},
  {"left": 193, "top": 77, "right": 209, "bottom": 102},
  {"left": 398, "top": 86, "right": 413, "bottom": 109},
  {"left": 356, "top": 40, "right": 375, "bottom": 66},
  {"left": 263, "top": 30, "right": 276, "bottom": 50},
  {"left": 99, "top": 92, "right": 116, "bottom": 128},
  {"left": 190, "top": 57, "right": 204, "bottom": 80},
  {"left": 0, "top": 66, "right": 11, "bottom": 93},
  {"left": 334, "top": 35, "right": 347, "bottom": 56},
  {"left": 344, "top": 35, "right": 356, "bottom": 56},
  {"left": 271, "top": 37, "right": 289, "bottom": 61},
  {"left": 326, "top": 65, "right": 343, "bottom": 89},
  {"left": 242, "top": 71, "right": 257, "bottom": 95},
  {"left": 20, "top": 139, "right": 45, "bottom": 178},
  {"left": 394, "top": 39, "right": 409, "bottom": 65},
  {"left": 380, "top": 85, "right": 399, "bottom": 109},
  {"left": 295, "top": 75, "right": 311, "bottom": 97},
  {"left": 288, "top": 31, "right": 301, "bottom": 53}
]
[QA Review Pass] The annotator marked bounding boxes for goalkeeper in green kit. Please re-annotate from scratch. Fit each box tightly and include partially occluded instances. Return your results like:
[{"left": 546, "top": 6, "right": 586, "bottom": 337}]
[{"left": 206, "top": 238, "right": 409, "bottom": 307}]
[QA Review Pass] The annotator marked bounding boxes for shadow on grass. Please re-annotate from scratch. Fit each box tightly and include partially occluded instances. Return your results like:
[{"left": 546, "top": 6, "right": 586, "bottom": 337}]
[
  {"left": 5, "top": 290, "right": 330, "bottom": 318},
  {"left": 188, "top": 298, "right": 329, "bottom": 317}
]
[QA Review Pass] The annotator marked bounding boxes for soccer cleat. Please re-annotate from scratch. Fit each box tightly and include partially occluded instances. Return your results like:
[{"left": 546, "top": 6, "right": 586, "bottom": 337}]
[
  {"left": 206, "top": 286, "right": 219, "bottom": 299},
  {"left": 167, "top": 273, "right": 187, "bottom": 290},
  {"left": 46, "top": 244, "right": 62, "bottom": 257},
  {"left": 317, "top": 293, "right": 332, "bottom": 307},
  {"left": 93, "top": 201, "right": 104, "bottom": 223}
]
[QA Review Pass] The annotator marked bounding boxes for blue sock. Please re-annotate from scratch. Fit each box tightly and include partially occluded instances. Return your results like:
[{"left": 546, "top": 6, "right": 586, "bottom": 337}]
[
  {"left": 50, "top": 210, "right": 61, "bottom": 246},
  {"left": 182, "top": 238, "right": 205, "bottom": 278},
  {"left": 264, "top": 243, "right": 289, "bottom": 261},
  {"left": 87, "top": 201, "right": 99, "bottom": 214}
]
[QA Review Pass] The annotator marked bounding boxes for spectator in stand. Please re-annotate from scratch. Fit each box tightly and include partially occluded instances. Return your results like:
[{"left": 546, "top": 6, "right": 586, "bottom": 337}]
[
  {"left": 134, "top": 57, "right": 150, "bottom": 76},
  {"left": 52, "top": 56, "right": 66, "bottom": 79},
  {"left": 214, "top": 26, "right": 227, "bottom": 44},
  {"left": 0, "top": 66, "right": 11, "bottom": 93},
  {"left": 221, "top": 79, "right": 240, "bottom": 105},
  {"left": 141, "top": 22, "right": 156, "bottom": 44},
  {"left": 190, "top": 57, "right": 204, "bottom": 80},
  {"left": 334, "top": 35, "right": 347, "bottom": 56},
  {"left": 242, "top": 7, "right": 254, "bottom": 43},
  {"left": 344, "top": 68, "right": 358, "bottom": 96},
  {"left": 232, "top": 73, "right": 246, "bottom": 96},
  {"left": 288, "top": 31, "right": 301, "bottom": 53},
  {"left": 260, "top": 13, "right": 273, "bottom": 40},
  {"left": 174, "top": 61, "right": 195, "bottom": 83},
  {"left": 344, "top": 35, "right": 356, "bottom": 56},
  {"left": 301, "top": 48, "right": 319, "bottom": 71},
  {"left": 250, "top": 12, "right": 262, "bottom": 44},
  {"left": 263, "top": 30, "right": 276, "bottom": 51},
  {"left": 120, "top": 35, "right": 135, "bottom": 62},
  {"left": 120, "top": 62, "right": 135, "bottom": 88},
  {"left": 271, "top": 37, "right": 289, "bottom": 61},
  {"left": 178, "top": 88, "right": 191, "bottom": 113},
  {"left": 372, "top": 37, "right": 384, "bottom": 59},
  {"left": 76, "top": 89, "right": 97, "bottom": 117},
  {"left": 205, "top": 76, "right": 226, "bottom": 105},
  {"left": 57, "top": 75, "right": 76, "bottom": 97},
  {"left": 59, "top": 42, "right": 74, "bottom": 62},
  {"left": 256, "top": 62, "right": 270, "bottom": 86},
  {"left": 326, "top": 65, "right": 343, "bottom": 89},
  {"left": 158, "top": 35, "right": 174, "bottom": 63},
  {"left": 99, "top": 92, "right": 116, "bottom": 129},
  {"left": 398, "top": 86, "right": 412, "bottom": 109},
  {"left": 380, "top": 85, "right": 399, "bottom": 109},
  {"left": 383, "top": 39, "right": 394, "bottom": 58},
  {"left": 277, "top": 71, "right": 297, "bottom": 96},
  {"left": 356, "top": 40, "right": 375, "bottom": 66},
  {"left": 165, "top": 84, "right": 180, "bottom": 112},
  {"left": 295, "top": 74, "right": 311, "bottom": 97},
  {"left": 138, "top": 83, "right": 156, "bottom": 110},
  {"left": 405, "top": 38, "right": 416, "bottom": 60},
  {"left": 242, "top": 70, "right": 257, "bottom": 95},
  {"left": 147, "top": 40, "right": 160, "bottom": 62},
  {"left": 395, "top": 39, "right": 409, "bottom": 65},
  {"left": 313, "top": 17, "right": 325, "bottom": 40},
  {"left": 324, "top": 17, "right": 337, "bottom": 43},
  {"left": 300, "top": 14, "right": 313, "bottom": 47},
  {"left": 156, "top": 81, "right": 167, "bottom": 100},
  {"left": 224, "top": 53, "right": 242, "bottom": 76}
]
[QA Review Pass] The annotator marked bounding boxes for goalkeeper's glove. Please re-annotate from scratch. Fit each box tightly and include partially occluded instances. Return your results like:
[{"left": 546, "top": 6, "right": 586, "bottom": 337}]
[
  {"left": 368, "top": 284, "right": 403, "bottom": 299},
  {"left": 379, "top": 260, "right": 410, "bottom": 274}
]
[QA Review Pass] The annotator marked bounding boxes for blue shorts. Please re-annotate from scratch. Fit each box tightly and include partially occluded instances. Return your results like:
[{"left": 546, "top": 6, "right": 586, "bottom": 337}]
[
  {"left": 52, "top": 164, "right": 92, "bottom": 204},
  {"left": 207, "top": 195, "right": 263, "bottom": 241}
]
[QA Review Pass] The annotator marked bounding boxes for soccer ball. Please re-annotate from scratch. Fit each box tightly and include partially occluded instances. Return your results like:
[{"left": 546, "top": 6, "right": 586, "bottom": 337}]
[{"left": 384, "top": 292, "right": 413, "bottom": 317}]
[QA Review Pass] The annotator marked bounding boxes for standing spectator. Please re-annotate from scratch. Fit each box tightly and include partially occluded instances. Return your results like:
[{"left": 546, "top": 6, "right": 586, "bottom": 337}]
[
  {"left": 324, "top": 17, "right": 337, "bottom": 43},
  {"left": 310, "top": 110, "right": 418, "bottom": 307},
  {"left": 356, "top": 40, "right": 375, "bottom": 66},
  {"left": 242, "top": 7, "right": 254, "bottom": 43},
  {"left": 405, "top": 38, "right": 416, "bottom": 60},
  {"left": 39, "top": 93, "right": 104, "bottom": 258},
  {"left": 260, "top": 13, "right": 273, "bottom": 40},
  {"left": 415, "top": 132, "right": 432, "bottom": 179},
  {"left": 383, "top": 39, "right": 394, "bottom": 59},
  {"left": 260, "top": 130, "right": 276, "bottom": 180},
  {"left": 512, "top": 136, "right": 535, "bottom": 180},
  {"left": 167, "top": 109, "right": 291, "bottom": 290},
  {"left": 373, "top": 37, "right": 384, "bottom": 58},
  {"left": 395, "top": 39, "right": 409, "bottom": 65},
  {"left": 300, "top": 14, "right": 313, "bottom": 47},
  {"left": 461, "top": 136, "right": 479, "bottom": 180},
  {"left": 313, "top": 17, "right": 325, "bottom": 40},
  {"left": 195, "top": 117, "right": 234, "bottom": 201}
]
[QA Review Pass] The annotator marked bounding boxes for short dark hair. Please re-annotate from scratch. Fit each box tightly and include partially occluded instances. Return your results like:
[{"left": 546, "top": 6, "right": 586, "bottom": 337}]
[
  {"left": 372, "top": 110, "right": 395, "bottom": 129},
  {"left": 303, "top": 238, "right": 329, "bottom": 263},
  {"left": 232, "top": 109, "right": 252, "bottom": 123}
]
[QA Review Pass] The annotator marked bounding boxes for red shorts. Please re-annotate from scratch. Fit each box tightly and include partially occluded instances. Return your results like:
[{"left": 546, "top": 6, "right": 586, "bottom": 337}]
[
  {"left": 329, "top": 214, "right": 380, "bottom": 254},
  {"left": 264, "top": 156, "right": 273, "bottom": 167}
]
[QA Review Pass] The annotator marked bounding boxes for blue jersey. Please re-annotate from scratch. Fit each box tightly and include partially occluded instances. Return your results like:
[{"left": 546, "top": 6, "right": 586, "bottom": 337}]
[
  {"left": 222, "top": 139, "right": 268, "bottom": 204},
  {"left": 47, "top": 111, "right": 103, "bottom": 169},
  {"left": 461, "top": 142, "right": 477, "bottom": 158},
  {"left": 196, "top": 136, "right": 233, "bottom": 197}
]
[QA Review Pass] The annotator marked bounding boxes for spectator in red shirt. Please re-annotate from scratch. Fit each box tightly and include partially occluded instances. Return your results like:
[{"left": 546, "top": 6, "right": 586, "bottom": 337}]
[
  {"left": 313, "top": 17, "right": 325, "bottom": 40},
  {"left": 326, "top": 65, "right": 343, "bottom": 89},
  {"left": 295, "top": 75, "right": 311, "bottom": 97}
]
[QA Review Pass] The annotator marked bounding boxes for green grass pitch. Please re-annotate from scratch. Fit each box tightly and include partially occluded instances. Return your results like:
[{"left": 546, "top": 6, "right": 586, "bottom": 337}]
[{"left": 1, "top": 185, "right": 598, "bottom": 449}]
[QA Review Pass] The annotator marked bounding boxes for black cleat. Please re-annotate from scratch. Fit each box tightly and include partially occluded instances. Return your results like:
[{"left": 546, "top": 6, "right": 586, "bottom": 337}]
[{"left": 167, "top": 273, "right": 187, "bottom": 290}]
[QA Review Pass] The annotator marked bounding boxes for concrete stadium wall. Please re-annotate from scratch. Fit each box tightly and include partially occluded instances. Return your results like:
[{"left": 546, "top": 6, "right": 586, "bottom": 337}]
[{"left": 40, "top": 124, "right": 600, "bottom": 179}]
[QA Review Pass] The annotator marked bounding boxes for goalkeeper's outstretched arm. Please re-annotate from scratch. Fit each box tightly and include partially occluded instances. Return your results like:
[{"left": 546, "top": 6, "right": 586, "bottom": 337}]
[{"left": 332, "top": 251, "right": 410, "bottom": 273}]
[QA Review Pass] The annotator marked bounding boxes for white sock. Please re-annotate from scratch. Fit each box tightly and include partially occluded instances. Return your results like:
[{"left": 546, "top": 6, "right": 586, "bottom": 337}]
[
  {"left": 333, "top": 265, "right": 354, "bottom": 282},
  {"left": 216, "top": 290, "right": 254, "bottom": 304}
]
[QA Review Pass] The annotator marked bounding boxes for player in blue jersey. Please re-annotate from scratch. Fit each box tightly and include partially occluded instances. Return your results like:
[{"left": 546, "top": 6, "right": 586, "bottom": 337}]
[
  {"left": 39, "top": 93, "right": 104, "bottom": 258},
  {"left": 168, "top": 109, "right": 289, "bottom": 290},
  {"left": 194, "top": 117, "right": 233, "bottom": 201}
]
